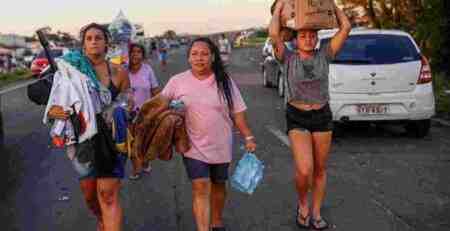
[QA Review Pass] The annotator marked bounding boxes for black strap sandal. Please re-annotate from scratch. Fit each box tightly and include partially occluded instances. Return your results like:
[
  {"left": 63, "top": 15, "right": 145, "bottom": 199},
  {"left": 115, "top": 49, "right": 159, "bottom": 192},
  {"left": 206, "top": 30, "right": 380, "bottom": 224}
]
[
  {"left": 211, "top": 227, "right": 226, "bottom": 231},
  {"left": 296, "top": 206, "right": 310, "bottom": 229},
  {"left": 310, "top": 217, "right": 330, "bottom": 230}
]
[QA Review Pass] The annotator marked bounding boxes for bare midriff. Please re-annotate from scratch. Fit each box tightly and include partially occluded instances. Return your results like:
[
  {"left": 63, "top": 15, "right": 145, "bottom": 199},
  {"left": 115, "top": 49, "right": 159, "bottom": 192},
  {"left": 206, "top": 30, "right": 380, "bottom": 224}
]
[{"left": 288, "top": 100, "right": 326, "bottom": 111}]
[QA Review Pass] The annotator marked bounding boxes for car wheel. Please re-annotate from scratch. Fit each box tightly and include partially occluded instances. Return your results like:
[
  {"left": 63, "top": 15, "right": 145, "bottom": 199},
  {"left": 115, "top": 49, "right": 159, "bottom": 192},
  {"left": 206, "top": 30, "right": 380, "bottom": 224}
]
[
  {"left": 278, "top": 74, "right": 284, "bottom": 97},
  {"left": 405, "top": 119, "right": 431, "bottom": 138},
  {"left": 262, "top": 68, "right": 271, "bottom": 88}
]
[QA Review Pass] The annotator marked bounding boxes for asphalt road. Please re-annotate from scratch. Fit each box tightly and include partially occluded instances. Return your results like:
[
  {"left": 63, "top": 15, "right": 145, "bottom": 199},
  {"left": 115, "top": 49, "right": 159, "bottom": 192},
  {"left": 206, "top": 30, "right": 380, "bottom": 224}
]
[{"left": 0, "top": 46, "right": 449, "bottom": 231}]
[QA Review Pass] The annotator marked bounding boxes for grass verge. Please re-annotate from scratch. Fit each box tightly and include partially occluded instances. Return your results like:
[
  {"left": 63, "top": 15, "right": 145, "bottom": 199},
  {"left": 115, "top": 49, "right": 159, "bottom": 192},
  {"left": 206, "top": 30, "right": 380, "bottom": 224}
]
[
  {"left": 0, "top": 69, "right": 33, "bottom": 89},
  {"left": 235, "top": 36, "right": 267, "bottom": 48}
]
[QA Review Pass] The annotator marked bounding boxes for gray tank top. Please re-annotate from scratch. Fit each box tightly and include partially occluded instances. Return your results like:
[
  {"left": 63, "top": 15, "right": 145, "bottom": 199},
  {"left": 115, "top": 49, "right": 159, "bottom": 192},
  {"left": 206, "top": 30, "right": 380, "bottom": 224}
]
[{"left": 283, "top": 44, "right": 332, "bottom": 104}]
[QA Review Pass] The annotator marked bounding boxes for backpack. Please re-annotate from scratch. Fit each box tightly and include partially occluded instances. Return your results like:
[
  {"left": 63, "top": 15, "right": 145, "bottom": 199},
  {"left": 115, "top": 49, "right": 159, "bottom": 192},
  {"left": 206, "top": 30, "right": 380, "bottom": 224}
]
[
  {"left": 27, "top": 71, "right": 54, "bottom": 105},
  {"left": 27, "top": 29, "right": 58, "bottom": 106}
]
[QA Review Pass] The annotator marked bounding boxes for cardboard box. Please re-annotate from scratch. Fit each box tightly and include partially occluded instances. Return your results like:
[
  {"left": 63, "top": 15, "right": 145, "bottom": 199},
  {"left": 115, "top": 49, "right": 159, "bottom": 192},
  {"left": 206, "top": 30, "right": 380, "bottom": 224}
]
[{"left": 280, "top": 0, "right": 338, "bottom": 30}]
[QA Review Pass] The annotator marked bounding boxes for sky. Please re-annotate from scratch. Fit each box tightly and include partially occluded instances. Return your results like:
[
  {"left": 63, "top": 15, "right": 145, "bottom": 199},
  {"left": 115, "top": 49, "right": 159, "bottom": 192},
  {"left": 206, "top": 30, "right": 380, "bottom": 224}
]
[{"left": 0, "top": 0, "right": 274, "bottom": 37}]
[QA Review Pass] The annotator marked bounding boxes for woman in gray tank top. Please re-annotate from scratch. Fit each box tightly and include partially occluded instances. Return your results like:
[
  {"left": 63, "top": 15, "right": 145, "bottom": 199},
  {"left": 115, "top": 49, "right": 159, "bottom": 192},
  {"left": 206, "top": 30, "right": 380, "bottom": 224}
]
[{"left": 269, "top": 1, "right": 351, "bottom": 230}]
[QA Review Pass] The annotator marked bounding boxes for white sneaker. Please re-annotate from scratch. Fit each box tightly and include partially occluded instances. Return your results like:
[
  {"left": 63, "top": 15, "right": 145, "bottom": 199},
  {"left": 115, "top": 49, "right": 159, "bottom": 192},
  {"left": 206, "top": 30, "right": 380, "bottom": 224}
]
[
  {"left": 128, "top": 173, "right": 141, "bottom": 180},
  {"left": 142, "top": 164, "right": 152, "bottom": 174}
]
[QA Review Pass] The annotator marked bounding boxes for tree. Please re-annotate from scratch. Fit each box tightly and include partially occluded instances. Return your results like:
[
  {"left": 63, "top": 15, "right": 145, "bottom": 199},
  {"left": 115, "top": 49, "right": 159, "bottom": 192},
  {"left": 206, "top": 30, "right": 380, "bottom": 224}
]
[
  {"left": 341, "top": 0, "right": 424, "bottom": 30},
  {"left": 339, "top": 0, "right": 378, "bottom": 27},
  {"left": 341, "top": 0, "right": 445, "bottom": 71},
  {"left": 439, "top": 0, "right": 450, "bottom": 75},
  {"left": 56, "top": 31, "right": 76, "bottom": 44},
  {"left": 163, "top": 30, "right": 177, "bottom": 39}
]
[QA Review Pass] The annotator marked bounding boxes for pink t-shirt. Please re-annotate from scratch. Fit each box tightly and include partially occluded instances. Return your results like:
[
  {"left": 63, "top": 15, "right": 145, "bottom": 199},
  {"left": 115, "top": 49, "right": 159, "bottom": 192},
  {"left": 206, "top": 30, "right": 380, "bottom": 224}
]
[
  {"left": 130, "top": 63, "right": 159, "bottom": 110},
  {"left": 162, "top": 70, "right": 247, "bottom": 164}
]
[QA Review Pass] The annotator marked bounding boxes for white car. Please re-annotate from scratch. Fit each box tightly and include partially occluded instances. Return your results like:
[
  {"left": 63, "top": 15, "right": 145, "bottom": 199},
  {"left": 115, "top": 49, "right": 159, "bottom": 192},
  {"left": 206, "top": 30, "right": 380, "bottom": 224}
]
[{"left": 278, "top": 28, "right": 435, "bottom": 138}]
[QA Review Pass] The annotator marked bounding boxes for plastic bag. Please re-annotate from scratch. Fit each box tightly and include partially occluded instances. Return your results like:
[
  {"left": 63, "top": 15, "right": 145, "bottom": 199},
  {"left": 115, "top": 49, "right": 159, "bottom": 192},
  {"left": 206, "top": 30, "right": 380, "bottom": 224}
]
[
  {"left": 107, "top": 43, "right": 129, "bottom": 67},
  {"left": 230, "top": 152, "right": 264, "bottom": 194},
  {"left": 169, "top": 99, "right": 185, "bottom": 113},
  {"left": 107, "top": 11, "right": 135, "bottom": 67},
  {"left": 108, "top": 11, "right": 135, "bottom": 44}
]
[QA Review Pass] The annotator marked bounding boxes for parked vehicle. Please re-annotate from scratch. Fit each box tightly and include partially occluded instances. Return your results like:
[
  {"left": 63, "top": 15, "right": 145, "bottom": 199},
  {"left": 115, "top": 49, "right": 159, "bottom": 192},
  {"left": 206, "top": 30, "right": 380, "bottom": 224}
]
[
  {"left": 277, "top": 28, "right": 435, "bottom": 138},
  {"left": 30, "top": 48, "right": 67, "bottom": 77}
]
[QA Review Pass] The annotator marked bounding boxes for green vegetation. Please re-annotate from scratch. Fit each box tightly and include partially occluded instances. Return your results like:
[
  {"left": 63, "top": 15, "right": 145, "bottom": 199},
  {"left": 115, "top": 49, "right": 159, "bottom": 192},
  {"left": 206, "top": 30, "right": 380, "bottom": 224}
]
[
  {"left": 236, "top": 28, "right": 268, "bottom": 48},
  {"left": 242, "top": 37, "right": 267, "bottom": 47},
  {"left": 433, "top": 73, "right": 450, "bottom": 118},
  {"left": 253, "top": 29, "right": 268, "bottom": 38},
  {"left": 0, "top": 69, "right": 33, "bottom": 89},
  {"left": 342, "top": 0, "right": 448, "bottom": 74}
]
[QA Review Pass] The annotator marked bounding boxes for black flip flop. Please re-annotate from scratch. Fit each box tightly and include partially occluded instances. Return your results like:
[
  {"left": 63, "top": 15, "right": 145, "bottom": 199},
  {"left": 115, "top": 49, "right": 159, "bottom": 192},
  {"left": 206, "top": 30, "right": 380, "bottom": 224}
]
[
  {"left": 211, "top": 227, "right": 226, "bottom": 231},
  {"left": 296, "top": 205, "right": 310, "bottom": 229}
]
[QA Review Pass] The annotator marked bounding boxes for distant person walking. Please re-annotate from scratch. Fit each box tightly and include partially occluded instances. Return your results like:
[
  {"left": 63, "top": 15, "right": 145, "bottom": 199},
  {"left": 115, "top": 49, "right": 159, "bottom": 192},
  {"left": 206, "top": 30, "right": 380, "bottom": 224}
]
[
  {"left": 0, "top": 56, "right": 5, "bottom": 73},
  {"left": 150, "top": 39, "right": 157, "bottom": 59},
  {"left": 5, "top": 54, "right": 12, "bottom": 72},
  {"left": 270, "top": 1, "right": 351, "bottom": 230},
  {"left": 127, "top": 43, "right": 161, "bottom": 180},
  {"left": 158, "top": 39, "right": 169, "bottom": 72},
  {"left": 218, "top": 34, "right": 231, "bottom": 66}
]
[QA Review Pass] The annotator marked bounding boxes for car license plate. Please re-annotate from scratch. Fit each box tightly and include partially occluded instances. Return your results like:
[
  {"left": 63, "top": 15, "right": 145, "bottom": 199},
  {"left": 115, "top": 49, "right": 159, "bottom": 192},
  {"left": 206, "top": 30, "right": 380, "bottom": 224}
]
[{"left": 356, "top": 104, "right": 389, "bottom": 115}]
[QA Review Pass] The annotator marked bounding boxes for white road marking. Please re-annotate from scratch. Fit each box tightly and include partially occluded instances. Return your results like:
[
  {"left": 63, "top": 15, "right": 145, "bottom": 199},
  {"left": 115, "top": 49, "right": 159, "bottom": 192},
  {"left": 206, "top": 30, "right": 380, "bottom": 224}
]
[
  {"left": 432, "top": 118, "right": 450, "bottom": 127},
  {"left": 0, "top": 79, "right": 38, "bottom": 95},
  {"left": 266, "top": 125, "right": 290, "bottom": 147},
  {"left": 371, "top": 198, "right": 414, "bottom": 230}
]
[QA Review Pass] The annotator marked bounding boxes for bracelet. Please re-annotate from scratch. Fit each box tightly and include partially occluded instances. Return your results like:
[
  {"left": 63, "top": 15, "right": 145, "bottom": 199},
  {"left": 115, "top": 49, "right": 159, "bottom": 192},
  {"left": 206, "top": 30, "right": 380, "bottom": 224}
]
[{"left": 245, "top": 136, "right": 255, "bottom": 141}]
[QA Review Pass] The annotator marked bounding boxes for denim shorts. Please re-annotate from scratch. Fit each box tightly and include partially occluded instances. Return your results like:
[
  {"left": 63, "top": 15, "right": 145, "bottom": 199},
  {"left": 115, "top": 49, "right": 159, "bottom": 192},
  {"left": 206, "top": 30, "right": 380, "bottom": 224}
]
[
  {"left": 183, "top": 157, "right": 230, "bottom": 183},
  {"left": 159, "top": 52, "right": 168, "bottom": 61},
  {"left": 286, "top": 103, "right": 333, "bottom": 134}
]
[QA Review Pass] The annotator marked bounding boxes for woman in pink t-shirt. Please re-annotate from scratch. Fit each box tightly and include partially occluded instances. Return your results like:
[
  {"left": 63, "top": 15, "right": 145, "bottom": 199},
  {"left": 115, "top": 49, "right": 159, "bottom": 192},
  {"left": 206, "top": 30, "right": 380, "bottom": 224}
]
[
  {"left": 128, "top": 43, "right": 161, "bottom": 180},
  {"left": 162, "top": 37, "right": 256, "bottom": 231}
]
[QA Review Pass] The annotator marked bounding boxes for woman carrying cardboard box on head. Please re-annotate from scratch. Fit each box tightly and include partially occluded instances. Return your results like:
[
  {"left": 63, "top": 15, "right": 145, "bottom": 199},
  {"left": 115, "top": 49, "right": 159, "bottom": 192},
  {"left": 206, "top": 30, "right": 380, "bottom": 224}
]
[{"left": 269, "top": 0, "right": 351, "bottom": 230}]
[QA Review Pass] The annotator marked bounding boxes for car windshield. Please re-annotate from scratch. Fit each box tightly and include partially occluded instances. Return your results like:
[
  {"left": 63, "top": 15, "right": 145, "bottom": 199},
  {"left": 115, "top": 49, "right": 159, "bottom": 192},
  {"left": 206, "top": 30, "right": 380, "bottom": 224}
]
[{"left": 321, "top": 34, "right": 421, "bottom": 65}]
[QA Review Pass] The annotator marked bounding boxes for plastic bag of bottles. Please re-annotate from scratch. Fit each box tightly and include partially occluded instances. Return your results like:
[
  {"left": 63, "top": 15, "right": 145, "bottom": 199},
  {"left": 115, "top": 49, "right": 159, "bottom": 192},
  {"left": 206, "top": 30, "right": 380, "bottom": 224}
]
[
  {"left": 108, "top": 11, "right": 135, "bottom": 67},
  {"left": 108, "top": 46, "right": 127, "bottom": 66},
  {"left": 108, "top": 11, "right": 135, "bottom": 44},
  {"left": 230, "top": 152, "right": 264, "bottom": 194}
]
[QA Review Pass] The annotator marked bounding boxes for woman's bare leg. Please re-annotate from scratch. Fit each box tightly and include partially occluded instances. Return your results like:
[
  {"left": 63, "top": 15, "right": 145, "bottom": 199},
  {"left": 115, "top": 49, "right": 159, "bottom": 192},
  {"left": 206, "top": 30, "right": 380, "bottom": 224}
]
[
  {"left": 288, "top": 129, "right": 314, "bottom": 220},
  {"left": 80, "top": 178, "right": 103, "bottom": 230},
  {"left": 210, "top": 181, "right": 226, "bottom": 228},
  {"left": 191, "top": 178, "right": 211, "bottom": 231},
  {"left": 97, "top": 178, "right": 123, "bottom": 231},
  {"left": 311, "top": 131, "right": 332, "bottom": 220}
]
